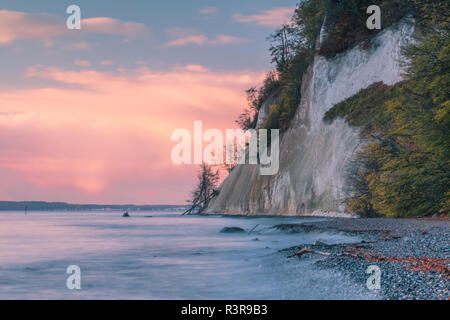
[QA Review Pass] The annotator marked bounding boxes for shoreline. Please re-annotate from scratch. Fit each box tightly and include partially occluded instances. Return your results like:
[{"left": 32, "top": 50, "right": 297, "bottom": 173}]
[
  {"left": 275, "top": 217, "right": 449, "bottom": 300},
  {"left": 201, "top": 211, "right": 358, "bottom": 219}
]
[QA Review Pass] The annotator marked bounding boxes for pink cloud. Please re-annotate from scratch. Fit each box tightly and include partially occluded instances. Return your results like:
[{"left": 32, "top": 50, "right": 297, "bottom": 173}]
[
  {"left": 0, "top": 10, "right": 64, "bottom": 45},
  {"left": 0, "top": 10, "right": 150, "bottom": 46},
  {"left": 233, "top": 7, "right": 293, "bottom": 27},
  {"left": 163, "top": 35, "right": 208, "bottom": 47},
  {"left": 210, "top": 35, "right": 248, "bottom": 45},
  {"left": 0, "top": 65, "right": 265, "bottom": 204},
  {"left": 163, "top": 34, "right": 247, "bottom": 47},
  {"left": 82, "top": 17, "right": 149, "bottom": 36},
  {"left": 174, "top": 65, "right": 210, "bottom": 73},
  {"left": 74, "top": 59, "right": 91, "bottom": 67},
  {"left": 100, "top": 60, "right": 114, "bottom": 65},
  {"left": 65, "top": 41, "right": 90, "bottom": 50}
]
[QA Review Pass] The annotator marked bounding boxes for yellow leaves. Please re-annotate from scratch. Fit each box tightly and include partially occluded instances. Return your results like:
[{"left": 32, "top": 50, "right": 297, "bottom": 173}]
[
  {"left": 384, "top": 100, "right": 402, "bottom": 112},
  {"left": 438, "top": 43, "right": 450, "bottom": 62},
  {"left": 433, "top": 100, "right": 450, "bottom": 124},
  {"left": 384, "top": 99, "right": 409, "bottom": 127}
]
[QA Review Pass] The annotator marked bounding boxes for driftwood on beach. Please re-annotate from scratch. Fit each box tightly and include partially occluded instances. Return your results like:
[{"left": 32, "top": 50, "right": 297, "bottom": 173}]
[
  {"left": 288, "top": 246, "right": 331, "bottom": 258},
  {"left": 289, "top": 243, "right": 450, "bottom": 279}
]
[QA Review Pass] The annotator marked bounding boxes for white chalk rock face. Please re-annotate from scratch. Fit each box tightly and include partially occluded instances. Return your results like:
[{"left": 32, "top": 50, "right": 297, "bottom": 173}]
[{"left": 205, "top": 20, "right": 414, "bottom": 216}]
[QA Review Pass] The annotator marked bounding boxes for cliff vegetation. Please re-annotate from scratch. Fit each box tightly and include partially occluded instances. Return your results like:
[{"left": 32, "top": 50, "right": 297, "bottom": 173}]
[
  {"left": 234, "top": 0, "right": 449, "bottom": 218},
  {"left": 237, "top": 0, "right": 447, "bottom": 133},
  {"left": 325, "top": 0, "right": 449, "bottom": 217}
]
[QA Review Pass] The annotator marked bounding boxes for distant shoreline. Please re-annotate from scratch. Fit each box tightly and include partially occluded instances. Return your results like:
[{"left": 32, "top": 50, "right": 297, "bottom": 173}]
[{"left": 0, "top": 201, "right": 186, "bottom": 212}]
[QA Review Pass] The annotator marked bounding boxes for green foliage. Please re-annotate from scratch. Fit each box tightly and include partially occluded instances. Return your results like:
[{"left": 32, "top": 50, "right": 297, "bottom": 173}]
[
  {"left": 324, "top": 82, "right": 394, "bottom": 130},
  {"left": 268, "top": 24, "right": 301, "bottom": 73},
  {"left": 258, "top": 0, "right": 323, "bottom": 132},
  {"left": 293, "top": 0, "right": 329, "bottom": 47},
  {"left": 238, "top": 0, "right": 450, "bottom": 133},
  {"left": 319, "top": 0, "right": 412, "bottom": 57},
  {"left": 325, "top": 14, "right": 450, "bottom": 217},
  {"left": 235, "top": 87, "right": 259, "bottom": 131},
  {"left": 235, "top": 1, "right": 449, "bottom": 218},
  {"left": 263, "top": 51, "right": 313, "bottom": 131},
  {"left": 317, "top": 0, "right": 449, "bottom": 58},
  {"left": 235, "top": 72, "right": 280, "bottom": 131}
]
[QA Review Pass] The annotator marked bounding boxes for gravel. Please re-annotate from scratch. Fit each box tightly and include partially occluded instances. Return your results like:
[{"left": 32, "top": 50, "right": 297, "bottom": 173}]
[{"left": 279, "top": 218, "right": 449, "bottom": 300}]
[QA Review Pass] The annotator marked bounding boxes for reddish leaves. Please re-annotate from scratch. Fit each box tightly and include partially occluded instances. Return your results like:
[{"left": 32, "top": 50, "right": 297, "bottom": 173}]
[{"left": 343, "top": 247, "right": 450, "bottom": 278}]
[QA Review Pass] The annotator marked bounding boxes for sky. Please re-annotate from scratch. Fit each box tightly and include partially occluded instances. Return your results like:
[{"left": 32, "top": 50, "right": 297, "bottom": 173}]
[{"left": 0, "top": 0, "right": 299, "bottom": 205}]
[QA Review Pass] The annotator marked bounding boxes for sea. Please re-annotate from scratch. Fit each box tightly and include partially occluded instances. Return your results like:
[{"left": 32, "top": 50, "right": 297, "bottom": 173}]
[{"left": 0, "top": 211, "right": 379, "bottom": 299}]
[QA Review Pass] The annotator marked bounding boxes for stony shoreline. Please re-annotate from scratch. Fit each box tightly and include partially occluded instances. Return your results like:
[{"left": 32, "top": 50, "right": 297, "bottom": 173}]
[{"left": 277, "top": 218, "right": 449, "bottom": 300}]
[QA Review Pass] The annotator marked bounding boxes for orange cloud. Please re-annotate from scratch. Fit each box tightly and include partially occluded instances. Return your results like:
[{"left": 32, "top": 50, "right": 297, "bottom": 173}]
[
  {"left": 0, "top": 65, "right": 265, "bottom": 203},
  {"left": 233, "top": 7, "right": 293, "bottom": 27},
  {"left": 0, "top": 10, "right": 150, "bottom": 46}
]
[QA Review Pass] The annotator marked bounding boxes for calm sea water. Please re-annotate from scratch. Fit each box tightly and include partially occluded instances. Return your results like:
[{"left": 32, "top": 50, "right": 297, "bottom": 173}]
[{"left": 0, "top": 211, "right": 378, "bottom": 299}]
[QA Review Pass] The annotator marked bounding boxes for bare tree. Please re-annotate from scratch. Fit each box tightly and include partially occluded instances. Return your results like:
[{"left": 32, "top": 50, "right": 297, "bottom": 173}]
[{"left": 183, "top": 164, "right": 220, "bottom": 215}]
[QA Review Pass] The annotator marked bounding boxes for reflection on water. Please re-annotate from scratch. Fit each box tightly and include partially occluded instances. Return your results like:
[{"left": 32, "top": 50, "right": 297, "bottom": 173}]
[{"left": 0, "top": 211, "right": 378, "bottom": 299}]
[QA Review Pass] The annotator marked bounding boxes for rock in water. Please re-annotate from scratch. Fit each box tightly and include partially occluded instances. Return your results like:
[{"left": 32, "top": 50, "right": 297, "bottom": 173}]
[
  {"left": 123, "top": 212, "right": 130, "bottom": 217},
  {"left": 220, "top": 226, "right": 245, "bottom": 233}
]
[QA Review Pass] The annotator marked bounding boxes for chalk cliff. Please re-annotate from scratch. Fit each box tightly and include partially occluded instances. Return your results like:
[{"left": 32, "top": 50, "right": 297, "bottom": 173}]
[{"left": 206, "top": 21, "right": 414, "bottom": 216}]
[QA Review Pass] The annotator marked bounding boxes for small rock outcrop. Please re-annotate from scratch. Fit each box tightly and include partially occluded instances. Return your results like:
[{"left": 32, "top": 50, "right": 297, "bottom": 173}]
[{"left": 220, "top": 226, "right": 245, "bottom": 233}]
